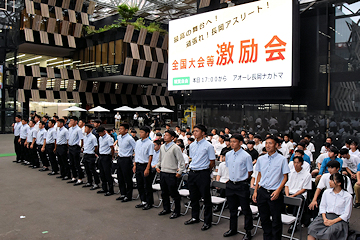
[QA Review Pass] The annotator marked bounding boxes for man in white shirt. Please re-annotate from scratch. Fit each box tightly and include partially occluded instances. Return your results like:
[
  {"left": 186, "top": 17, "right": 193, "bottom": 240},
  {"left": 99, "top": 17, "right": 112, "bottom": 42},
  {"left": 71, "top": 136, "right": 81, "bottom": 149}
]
[
  {"left": 281, "top": 134, "right": 294, "bottom": 159},
  {"left": 304, "top": 135, "right": 315, "bottom": 153},
  {"left": 114, "top": 112, "right": 121, "bottom": 129},
  {"left": 285, "top": 156, "right": 312, "bottom": 232},
  {"left": 340, "top": 148, "right": 360, "bottom": 181},
  {"left": 214, "top": 135, "right": 226, "bottom": 157},
  {"left": 320, "top": 137, "right": 332, "bottom": 154},
  {"left": 178, "top": 129, "right": 188, "bottom": 145},
  {"left": 254, "top": 135, "right": 264, "bottom": 154}
]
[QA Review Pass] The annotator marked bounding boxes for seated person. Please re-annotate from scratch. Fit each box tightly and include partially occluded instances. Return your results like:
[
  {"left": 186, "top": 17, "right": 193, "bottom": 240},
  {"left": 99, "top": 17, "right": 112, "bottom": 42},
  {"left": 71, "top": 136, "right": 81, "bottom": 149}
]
[
  {"left": 308, "top": 173, "right": 353, "bottom": 240},
  {"left": 219, "top": 137, "right": 231, "bottom": 162},
  {"left": 316, "top": 146, "right": 343, "bottom": 182},
  {"left": 289, "top": 150, "right": 311, "bottom": 172},
  {"left": 309, "top": 160, "right": 353, "bottom": 211},
  {"left": 340, "top": 148, "right": 360, "bottom": 182},
  {"left": 289, "top": 142, "right": 311, "bottom": 165},
  {"left": 285, "top": 156, "right": 312, "bottom": 233},
  {"left": 246, "top": 140, "right": 259, "bottom": 164},
  {"left": 354, "top": 162, "right": 360, "bottom": 208},
  {"left": 311, "top": 144, "right": 330, "bottom": 177}
]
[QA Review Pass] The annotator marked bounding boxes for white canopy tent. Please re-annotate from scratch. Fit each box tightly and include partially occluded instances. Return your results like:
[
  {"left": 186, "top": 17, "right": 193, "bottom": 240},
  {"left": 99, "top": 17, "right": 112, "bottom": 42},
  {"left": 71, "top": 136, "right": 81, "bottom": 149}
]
[
  {"left": 152, "top": 107, "right": 174, "bottom": 113},
  {"left": 113, "top": 106, "right": 135, "bottom": 111},
  {"left": 62, "top": 106, "right": 87, "bottom": 111},
  {"left": 88, "top": 106, "right": 110, "bottom": 112},
  {"left": 133, "top": 106, "right": 150, "bottom": 112}
]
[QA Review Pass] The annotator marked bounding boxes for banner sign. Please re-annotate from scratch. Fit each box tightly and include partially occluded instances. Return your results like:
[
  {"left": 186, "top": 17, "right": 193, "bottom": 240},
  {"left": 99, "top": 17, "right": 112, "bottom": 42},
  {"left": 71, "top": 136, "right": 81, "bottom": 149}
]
[{"left": 168, "top": 0, "right": 293, "bottom": 90}]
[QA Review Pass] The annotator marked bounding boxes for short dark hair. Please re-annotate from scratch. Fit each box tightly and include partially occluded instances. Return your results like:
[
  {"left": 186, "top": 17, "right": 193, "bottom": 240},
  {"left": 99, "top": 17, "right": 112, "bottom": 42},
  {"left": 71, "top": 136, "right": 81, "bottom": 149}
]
[
  {"left": 304, "top": 134, "right": 311, "bottom": 139},
  {"left": 49, "top": 119, "right": 56, "bottom": 125},
  {"left": 178, "top": 143, "right": 185, "bottom": 149},
  {"left": 254, "top": 134, "right": 262, "bottom": 140},
  {"left": 224, "top": 137, "right": 230, "bottom": 142},
  {"left": 230, "top": 134, "right": 244, "bottom": 143},
  {"left": 295, "top": 149, "right": 305, "bottom": 156},
  {"left": 194, "top": 124, "right": 207, "bottom": 133},
  {"left": 265, "top": 135, "right": 278, "bottom": 143},
  {"left": 188, "top": 137, "right": 195, "bottom": 142},
  {"left": 120, "top": 123, "right": 130, "bottom": 130},
  {"left": 156, "top": 132, "right": 162, "bottom": 136},
  {"left": 155, "top": 127, "right": 161, "bottom": 131},
  {"left": 339, "top": 148, "right": 349, "bottom": 155},
  {"left": 34, "top": 115, "right": 41, "bottom": 119},
  {"left": 97, "top": 126, "right": 105, "bottom": 133},
  {"left": 57, "top": 119, "right": 65, "bottom": 124},
  {"left": 154, "top": 140, "right": 161, "bottom": 146},
  {"left": 293, "top": 156, "right": 304, "bottom": 163},
  {"left": 70, "top": 116, "right": 78, "bottom": 121},
  {"left": 63, "top": 116, "right": 68, "bottom": 120},
  {"left": 247, "top": 140, "right": 255, "bottom": 145},
  {"left": 140, "top": 126, "right": 151, "bottom": 133},
  {"left": 165, "top": 130, "right": 176, "bottom": 138},
  {"left": 186, "top": 132, "right": 192, "bottom": 136},
  {"left": 327, "top": 160, "right": 340, "bottom": 169},
  {"left": 85, "top": 124, "right": 94, "bottom": 129},
  {"left": 350, "top": 140, "right": 358, "bottom": 146},
  {"left": 175, "top": 125, "right": 180, "bottom": 128},
  {"left": 345, "top": 139, "right": 353, "bottom": 145},
  {"left": 329, "top": 146, "right": 339, "bottom": 155},
  {"left": 94, "top": 119, "right": 102, "bottom": 124},
  {"left": 53, "top": 116, "right": 59, "bottom": 120},
  {"left": 43, "top": 116, "right": 49, "bottom": 119},
  {"left": 131, "top": 129, "right": 137, "bottom": 133},
  {"left": 297, "top": 142, "right": 306, "bottom": 148},
  {"left": 176, "top": 139, "right": 184, "bottom": 145},
  {"left": 16, "top": 115, "right": 22, "bottom": 119},
  {"left": 219, "top": 135, "right": 226, "bottom": 140},
  {"left": 29, "top": 120, "right": 36, "bottom": 125},
  {"left": 324, "top": 142, "right": 331, "bottom": 148},
  {"left": 39, "top": 121, "right": 45, "bottom": 126},
  {"left": 180, "top": 129, "right": 186, "bottom": 133}
]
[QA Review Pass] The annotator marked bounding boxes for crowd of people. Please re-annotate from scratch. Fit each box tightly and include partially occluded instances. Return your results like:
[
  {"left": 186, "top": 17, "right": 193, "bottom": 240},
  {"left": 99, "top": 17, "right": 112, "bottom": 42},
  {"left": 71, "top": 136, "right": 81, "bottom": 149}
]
[{"left": 11, "top": 114, "right": 360, "bottom": 240}]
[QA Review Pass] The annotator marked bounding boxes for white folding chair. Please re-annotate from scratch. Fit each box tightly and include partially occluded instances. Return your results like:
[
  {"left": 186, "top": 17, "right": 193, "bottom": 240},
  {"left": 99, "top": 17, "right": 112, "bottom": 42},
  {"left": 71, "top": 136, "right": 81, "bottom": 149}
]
[
  {"left": 200, "top": 181, "right": 227, "bottom": 225},
  {"left": 178, "top": 174, "right": 191, "bottom": 215},
  {"left": 281, "top": 196, "right": 303, "bottom": 240},
  {"left": 152, "top": 172, "right": 162, "bottom": 207}
]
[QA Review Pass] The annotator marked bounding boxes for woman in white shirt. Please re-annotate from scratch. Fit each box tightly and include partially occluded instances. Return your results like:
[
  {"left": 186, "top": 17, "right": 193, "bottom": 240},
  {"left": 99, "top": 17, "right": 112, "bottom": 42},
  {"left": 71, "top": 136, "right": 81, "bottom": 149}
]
[{"left": 307, "top": 173, "right": 353, "bottom": 240}]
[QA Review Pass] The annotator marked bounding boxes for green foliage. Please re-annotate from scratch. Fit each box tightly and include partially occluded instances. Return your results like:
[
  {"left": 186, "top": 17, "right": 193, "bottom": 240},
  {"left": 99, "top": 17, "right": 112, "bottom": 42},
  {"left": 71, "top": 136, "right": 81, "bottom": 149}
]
[
  {"left": 84, "top": 4, "right": 168, "bottom": 36},
  {"left": 117, "top": 4, "right": 139, "bottom": 24}
]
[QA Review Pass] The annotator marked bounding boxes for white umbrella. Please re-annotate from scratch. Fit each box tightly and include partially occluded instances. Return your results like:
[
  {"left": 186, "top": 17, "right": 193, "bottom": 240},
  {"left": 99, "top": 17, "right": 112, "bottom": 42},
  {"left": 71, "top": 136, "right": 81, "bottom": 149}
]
[
  {"left": 114, "top": 106, "right": 135, "bottom": 111},
  {"left": 63, "top": 106, "right": 87, "bottom": 111},
  {"left": 88, "top": 106, "right": 110, "bottom": 112},
  {"left": 133, "top": 106, "right": 150, "bottom": 112},
  {"left": 152, "top": 107, "right": 174, "bottom": 113}
]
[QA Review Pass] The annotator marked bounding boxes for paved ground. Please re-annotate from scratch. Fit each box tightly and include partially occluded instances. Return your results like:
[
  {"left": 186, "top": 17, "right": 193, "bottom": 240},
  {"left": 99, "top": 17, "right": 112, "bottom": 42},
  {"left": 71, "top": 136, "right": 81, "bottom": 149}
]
[{"left": 1, "top": 134, "right": 359, "bottom": 240}]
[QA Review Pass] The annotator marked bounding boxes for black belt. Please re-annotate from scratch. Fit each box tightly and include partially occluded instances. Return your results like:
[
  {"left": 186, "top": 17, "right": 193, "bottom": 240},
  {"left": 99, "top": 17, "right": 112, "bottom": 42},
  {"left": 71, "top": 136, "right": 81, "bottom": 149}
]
[
  {"left": 99, "top": 154, "right": 111, "bottom": 156},
  {"left": 136, "top": 162, "right": 148, "bottom": 166},
  {"left": 189, "top": 168, "right": 209, "bottom": 173},
  {"left": 46, "top": 143, "right": 55, "bottom": 145},
  {"left": 84, "top": 153, "right": 95, "bottom": 155},
  {"left": 229, "top": 180, "right": 248, "bottom": 185},
  {"left": 260, "top": 186, "right": 276, "bottom": 193},
  {"left": 57, "top": 144, "right": 67, "bottom": 146}
]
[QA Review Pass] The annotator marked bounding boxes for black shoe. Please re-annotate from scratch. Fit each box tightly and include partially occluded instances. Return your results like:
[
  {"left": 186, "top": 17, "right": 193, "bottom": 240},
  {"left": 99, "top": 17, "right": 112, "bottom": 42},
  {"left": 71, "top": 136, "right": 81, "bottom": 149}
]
[
  {"left": 32, "top": 166, "right": 39, "bottom": 169},
  {"left": 170, "top": 212, "right": 180, "bottom": 219},
  {"left": 67, "top": 179, "right": 77, "bottom": 184},
  {"left": 104, "top": 192, "right": 114, "bottom": 196},
  {"left": 243, "top": 231, "right": 252, "bottom": 240},
  {"left": 184, "top": 218, "right": 200, "bottom": 225},
  {"left": 90, "top": 185, "right": 101, "bottom": 190},
  {"left": 158, "top": 210, "right": 171, "bottom": 216},
  {"left": 142, "top": 204, "right": 153, "bottom": 210},
  {"left": 82, "top": 183, "right": 92, "bottom": 188},
  {"left": 116, "top": 195, "right": 126, "bottom": 201},
  {"left": 121, "top": 197, "right": 132, "bottom": 202},
  {"left": 62, "top": 176, "right": 69, "bottom": 180},
  {"left": 354, "top": 203, "right": 360, "bottom": 208},
  {"left": 135, "top": 203, "right": 146, "bottom": 208},
  {"left": 48, "top": 172, "right": 57, "bottom": 175},
  {"left": 201, "top": 223, "right": 212, "bottom": 231},
  {"left": 39, "top": 168, "right": 49, "bottom": 171},
  {"left": 223, "top": 230, "right": 237, "bottom": 237},
  {"left": 56, "top": 175, "right": 64, "bottom": 178},
  {"left": 97, "top": 190, "right": 107, "bottom": 194},
  {"left": 74, "top": 181, "right": 84, "bottom": 186}
]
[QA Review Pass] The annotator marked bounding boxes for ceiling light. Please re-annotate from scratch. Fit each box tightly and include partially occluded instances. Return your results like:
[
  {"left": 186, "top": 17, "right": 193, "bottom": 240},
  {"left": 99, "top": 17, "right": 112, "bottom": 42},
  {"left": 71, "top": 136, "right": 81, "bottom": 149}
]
[
  {"left": 5, "top": 54, "right": 26, "bottom": 62},
  {"left": 47, "top": 59, "right": 71, "bottom": 66},
  {"left": 18, "top": 56, "right": 42, "bottom": 64}
]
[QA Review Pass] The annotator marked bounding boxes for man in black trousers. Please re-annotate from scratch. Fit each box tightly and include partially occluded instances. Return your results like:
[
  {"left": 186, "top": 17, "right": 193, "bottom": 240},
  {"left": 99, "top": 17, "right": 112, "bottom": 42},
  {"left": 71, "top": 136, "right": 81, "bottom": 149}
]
[
  {"left": 184, "top": 124, "right": 216, "bottom": 231},
  {"left": 252, "top": 135, "right": 290, "bottom": 240},
  {"left": 45, "top": 119, "right": 59, "bottom": 175},
  {"left": 12, "top": 115, "right": 22, "bottom": 163},
  {"left": 116, "top": 123, "right": 136, "bottom": 202},
  {"left": 97, "top": 126, "right": 115, "bottom": 196},
  {"left": 156, "top": 130, "right": 185, "bottom": 219},
  {"left": 55, "top": 119, "right": 69, "bottom": 180},
  {"left": 223, "top": 134, "right": 254, "bottom": 239}
]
